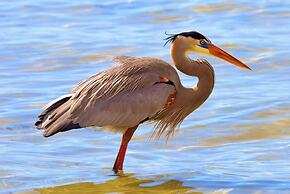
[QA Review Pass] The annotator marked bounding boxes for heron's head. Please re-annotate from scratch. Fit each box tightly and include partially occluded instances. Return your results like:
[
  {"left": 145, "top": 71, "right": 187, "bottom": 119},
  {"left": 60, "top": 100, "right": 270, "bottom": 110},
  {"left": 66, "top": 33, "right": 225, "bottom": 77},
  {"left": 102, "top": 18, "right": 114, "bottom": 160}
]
[{"left": 164, "top": 31, "right": 251, "bottom": 70}]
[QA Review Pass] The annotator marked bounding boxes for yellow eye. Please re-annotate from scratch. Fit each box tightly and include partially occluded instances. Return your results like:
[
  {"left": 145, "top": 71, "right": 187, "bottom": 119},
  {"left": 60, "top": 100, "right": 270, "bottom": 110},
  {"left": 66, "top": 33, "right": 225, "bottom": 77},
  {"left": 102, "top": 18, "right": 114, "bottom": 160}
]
[
  {"left": 200, "top": 40, "right": 206, "bottom": 45},
  {"left": 199, "top": 40, "right": 208, "bottom": 48}
]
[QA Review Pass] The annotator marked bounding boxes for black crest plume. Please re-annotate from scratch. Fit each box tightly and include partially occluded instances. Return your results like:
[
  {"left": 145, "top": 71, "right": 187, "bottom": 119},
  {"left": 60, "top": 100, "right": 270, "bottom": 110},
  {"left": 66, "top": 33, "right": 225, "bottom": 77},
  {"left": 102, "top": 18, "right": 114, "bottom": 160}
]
[{"left": 164, "top": 31, "right": 209, "bottom": 46}]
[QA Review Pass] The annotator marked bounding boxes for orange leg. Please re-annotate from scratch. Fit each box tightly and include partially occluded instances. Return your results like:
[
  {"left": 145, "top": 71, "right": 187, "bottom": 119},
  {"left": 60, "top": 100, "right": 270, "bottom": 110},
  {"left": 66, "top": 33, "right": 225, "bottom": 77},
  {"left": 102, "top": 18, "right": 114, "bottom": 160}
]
[{"left": 113, "top": 125, "right": 138, "bottom": 175}]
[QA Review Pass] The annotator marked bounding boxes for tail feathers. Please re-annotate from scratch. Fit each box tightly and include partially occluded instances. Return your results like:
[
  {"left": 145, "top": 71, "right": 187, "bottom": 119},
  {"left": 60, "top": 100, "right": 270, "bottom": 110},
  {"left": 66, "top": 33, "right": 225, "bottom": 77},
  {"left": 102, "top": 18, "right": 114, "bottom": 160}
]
[
  {"left": 35, "top": 94, "right": 72, "bottom": 129},
  {"left": 35, "top": 94, "right": 81, "bottom": 137},
  {"left": 43, "top": 121, "right": 81, "bottom": 137}
]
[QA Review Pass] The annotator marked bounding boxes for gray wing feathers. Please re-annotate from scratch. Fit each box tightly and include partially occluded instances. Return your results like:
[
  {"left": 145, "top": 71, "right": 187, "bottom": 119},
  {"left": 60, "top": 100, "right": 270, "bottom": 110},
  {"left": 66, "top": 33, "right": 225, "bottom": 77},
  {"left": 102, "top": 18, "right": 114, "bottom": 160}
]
[
  {"left": 68, "top": 56, "right": 177, "bottom": 131},
  {"left": 36, "top": 56, "right": 178, "bottom": 136},
  {"left": 74, "top": 84, "right": 174, "bottom": 132}
]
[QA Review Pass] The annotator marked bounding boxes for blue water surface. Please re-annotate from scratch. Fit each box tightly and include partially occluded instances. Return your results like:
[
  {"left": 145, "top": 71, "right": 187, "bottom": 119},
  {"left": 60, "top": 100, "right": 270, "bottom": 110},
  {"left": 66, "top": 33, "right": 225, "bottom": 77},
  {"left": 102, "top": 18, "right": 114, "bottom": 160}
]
[{"left": 0, "top": 0, "right": 290, "bottom": 193}]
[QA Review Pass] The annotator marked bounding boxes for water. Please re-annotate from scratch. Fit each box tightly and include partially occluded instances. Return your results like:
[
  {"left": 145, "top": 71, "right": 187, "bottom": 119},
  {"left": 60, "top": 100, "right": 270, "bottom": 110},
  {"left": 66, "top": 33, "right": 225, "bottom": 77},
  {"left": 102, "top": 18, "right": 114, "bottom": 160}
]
[{"left": 1, "top": 0, "right": 290, "bottom": 193}]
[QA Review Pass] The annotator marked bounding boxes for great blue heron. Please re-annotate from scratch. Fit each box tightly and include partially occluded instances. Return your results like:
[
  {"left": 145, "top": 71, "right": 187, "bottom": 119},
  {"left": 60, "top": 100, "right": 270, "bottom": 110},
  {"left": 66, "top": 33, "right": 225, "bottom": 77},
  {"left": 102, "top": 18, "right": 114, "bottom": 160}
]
[{"left": 35, "top": 31, "right": 251, "bottom": 174}]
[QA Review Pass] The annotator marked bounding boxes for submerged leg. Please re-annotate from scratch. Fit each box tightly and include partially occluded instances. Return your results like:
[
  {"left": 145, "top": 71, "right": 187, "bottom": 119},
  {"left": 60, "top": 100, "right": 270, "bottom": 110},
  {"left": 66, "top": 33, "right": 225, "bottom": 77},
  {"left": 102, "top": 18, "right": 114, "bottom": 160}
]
[{"left": 113, "top": 125, "right": 138, "bottom": 175}]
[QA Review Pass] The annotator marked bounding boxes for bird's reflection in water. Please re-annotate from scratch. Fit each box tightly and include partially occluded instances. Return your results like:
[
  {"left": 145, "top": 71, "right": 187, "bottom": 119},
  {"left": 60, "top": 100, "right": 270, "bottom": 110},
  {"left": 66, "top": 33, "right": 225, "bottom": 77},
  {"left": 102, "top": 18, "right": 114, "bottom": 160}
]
[{"left": 31, "top": 176, "right": 200, "bottom": 194}]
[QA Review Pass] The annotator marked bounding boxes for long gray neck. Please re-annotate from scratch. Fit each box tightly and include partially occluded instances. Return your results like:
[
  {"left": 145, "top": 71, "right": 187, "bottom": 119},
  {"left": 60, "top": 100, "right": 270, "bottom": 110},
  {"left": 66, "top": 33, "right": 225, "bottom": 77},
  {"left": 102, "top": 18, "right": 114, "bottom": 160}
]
[{"left": 170, "top": 41, "right": 215, "bottom": 101}]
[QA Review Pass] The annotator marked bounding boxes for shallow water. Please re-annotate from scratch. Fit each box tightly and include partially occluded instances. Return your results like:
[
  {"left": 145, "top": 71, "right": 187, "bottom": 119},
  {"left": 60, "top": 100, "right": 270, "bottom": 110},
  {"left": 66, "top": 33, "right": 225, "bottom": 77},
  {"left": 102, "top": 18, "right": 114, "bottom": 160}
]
[{"left": 1, "top": 0, "right": 290, "bottom": 193}]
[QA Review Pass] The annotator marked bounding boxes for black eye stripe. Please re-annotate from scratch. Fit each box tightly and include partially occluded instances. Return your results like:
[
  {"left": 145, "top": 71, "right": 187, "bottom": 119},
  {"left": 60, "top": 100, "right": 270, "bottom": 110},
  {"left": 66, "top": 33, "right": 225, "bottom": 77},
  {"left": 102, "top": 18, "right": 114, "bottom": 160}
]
[{"left": 164, "top": 31, "right": 210, "bottom": 46}]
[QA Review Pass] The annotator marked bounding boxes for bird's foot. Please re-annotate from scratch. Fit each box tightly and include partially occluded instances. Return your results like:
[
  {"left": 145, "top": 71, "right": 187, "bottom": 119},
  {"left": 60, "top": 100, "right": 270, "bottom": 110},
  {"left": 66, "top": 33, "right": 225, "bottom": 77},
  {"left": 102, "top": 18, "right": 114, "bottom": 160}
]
[{"left": 113, "top": 168, "right": 124, "bottom": 176}]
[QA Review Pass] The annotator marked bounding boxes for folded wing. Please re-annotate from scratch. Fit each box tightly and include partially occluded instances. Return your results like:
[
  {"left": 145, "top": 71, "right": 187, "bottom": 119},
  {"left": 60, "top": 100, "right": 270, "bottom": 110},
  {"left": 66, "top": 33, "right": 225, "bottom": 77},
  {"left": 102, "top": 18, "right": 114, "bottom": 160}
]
[{"left": 36, "top": 56, "right": 178, "bottom": 137}]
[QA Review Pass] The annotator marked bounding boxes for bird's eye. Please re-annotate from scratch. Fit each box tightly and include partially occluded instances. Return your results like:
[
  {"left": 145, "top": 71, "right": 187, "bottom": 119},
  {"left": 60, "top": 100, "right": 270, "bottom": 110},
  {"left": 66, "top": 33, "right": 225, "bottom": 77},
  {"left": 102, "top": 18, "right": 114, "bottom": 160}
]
[
  {"left": 200, "top": 40, "right": 206, "bottom": 45},
  {"left": 199, "top": 40, "right": 208, "bottom": 48}
]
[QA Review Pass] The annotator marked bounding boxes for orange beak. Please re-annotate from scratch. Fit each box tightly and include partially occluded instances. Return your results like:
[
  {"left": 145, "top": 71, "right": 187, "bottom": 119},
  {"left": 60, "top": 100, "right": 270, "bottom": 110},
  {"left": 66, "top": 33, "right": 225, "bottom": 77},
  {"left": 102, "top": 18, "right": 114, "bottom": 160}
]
[{"left": 208, "top": 44, "right": 251, "bottom": 70}]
